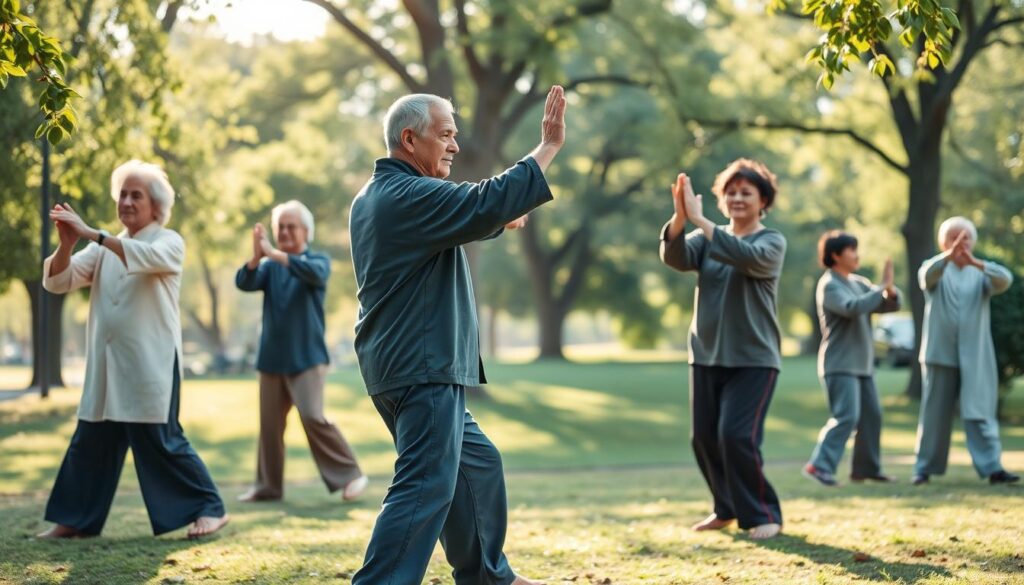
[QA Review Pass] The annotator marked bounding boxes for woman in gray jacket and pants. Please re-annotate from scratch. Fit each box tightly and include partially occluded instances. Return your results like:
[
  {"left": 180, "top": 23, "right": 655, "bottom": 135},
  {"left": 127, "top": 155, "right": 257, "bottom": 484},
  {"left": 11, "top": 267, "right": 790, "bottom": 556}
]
[
  {"left": 660, "top": 159, "right": 785, "bottom": 540},
  {"left": 804, "top": 230, "right": 900, "bottom": 487}
]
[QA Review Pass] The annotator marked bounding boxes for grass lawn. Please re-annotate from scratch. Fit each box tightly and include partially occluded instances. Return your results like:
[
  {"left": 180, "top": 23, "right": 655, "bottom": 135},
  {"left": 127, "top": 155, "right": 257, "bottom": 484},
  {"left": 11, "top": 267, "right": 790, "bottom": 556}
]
[{"left": 1, "top": 357, "right": 1022, "bottom": 584}]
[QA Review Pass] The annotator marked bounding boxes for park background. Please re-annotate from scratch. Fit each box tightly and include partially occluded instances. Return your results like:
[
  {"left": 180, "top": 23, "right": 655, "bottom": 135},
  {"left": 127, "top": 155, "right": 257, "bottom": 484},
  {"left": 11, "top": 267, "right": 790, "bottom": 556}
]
[{"left": 1, "top": 0, "right": 1023, "bottom": 583}]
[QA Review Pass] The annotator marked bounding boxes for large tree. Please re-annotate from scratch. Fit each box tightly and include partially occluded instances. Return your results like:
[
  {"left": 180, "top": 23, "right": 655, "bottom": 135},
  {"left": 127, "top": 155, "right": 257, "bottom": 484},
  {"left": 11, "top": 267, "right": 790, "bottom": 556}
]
[{"left": 300, "top": 0, "right": 658, "bottom": 358}]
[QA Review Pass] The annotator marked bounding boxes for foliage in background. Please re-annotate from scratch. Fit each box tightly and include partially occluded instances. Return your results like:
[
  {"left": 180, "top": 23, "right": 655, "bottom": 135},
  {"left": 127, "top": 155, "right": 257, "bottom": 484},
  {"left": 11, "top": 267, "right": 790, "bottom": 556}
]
[
  {"left": 986, "top": 260, "right": 1024, "bottom": 410},
  {"left": 0, "top": 0, "right": 78, "bottom": 143},
  {"left": 787, "top": 0, "right": 962, "bottom": 89}
]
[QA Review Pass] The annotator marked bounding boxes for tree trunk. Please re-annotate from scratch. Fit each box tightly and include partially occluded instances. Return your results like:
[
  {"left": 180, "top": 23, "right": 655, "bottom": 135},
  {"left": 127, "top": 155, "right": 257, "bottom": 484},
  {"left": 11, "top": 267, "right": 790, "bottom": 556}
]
[
  {"left": 536, "top": 299, "right": 567, "bottom": 360},
  {"left": 187, "top": 252, "right": 229, "bottom": 373},
  {"left": 901, "top": 144, "right": 944, "bottom": 399},
  {"left": 23, "top": 279, "right": 66, "bottom": 392},
  {"left": 486, "top": 305, "right": 498, "bottom": 358},
  {"left": 803, "top": 292, "right": 822, "bottom": 355}
]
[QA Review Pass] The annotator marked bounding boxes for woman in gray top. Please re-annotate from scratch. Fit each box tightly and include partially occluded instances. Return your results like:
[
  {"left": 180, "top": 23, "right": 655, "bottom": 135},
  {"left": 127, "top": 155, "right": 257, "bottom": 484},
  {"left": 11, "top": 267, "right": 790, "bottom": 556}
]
[
  {"left": 660, "top": 159, "right": 786, "bottom": 540},
  {"left": 913, "top": 217, "right": 1019, "bottom": 485},
  {"left": 804, "top": 231, "right": 901, "bottom": 487}
]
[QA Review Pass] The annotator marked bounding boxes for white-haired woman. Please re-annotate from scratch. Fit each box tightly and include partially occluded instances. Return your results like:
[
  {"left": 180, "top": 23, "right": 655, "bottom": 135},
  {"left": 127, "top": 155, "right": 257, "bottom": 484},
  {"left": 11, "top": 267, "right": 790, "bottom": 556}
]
[
  {"left": 236, "top": 200, "right": 367, "bottom": 503},
  {"left": 38, "top": 160, "right": 229, "bottom": 539},
  {"left": 913, "top": 217, "right": 1019, "bottom": 485}
]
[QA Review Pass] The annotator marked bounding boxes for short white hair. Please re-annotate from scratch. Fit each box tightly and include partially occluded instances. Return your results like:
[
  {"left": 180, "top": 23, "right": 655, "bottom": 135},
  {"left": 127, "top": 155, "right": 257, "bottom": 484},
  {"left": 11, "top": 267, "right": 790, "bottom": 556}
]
[
  {"left": 271, "top": 200, "right": 315, "bottom": 243},
  {"left": 383, "top": 94, "right": 453, "bottom": 152},
  {"left": 937, "top": 216, "right": 978, "bottom": 250},
  {"left": 110, "top": 160, "right": 175, "bottom": 226}
]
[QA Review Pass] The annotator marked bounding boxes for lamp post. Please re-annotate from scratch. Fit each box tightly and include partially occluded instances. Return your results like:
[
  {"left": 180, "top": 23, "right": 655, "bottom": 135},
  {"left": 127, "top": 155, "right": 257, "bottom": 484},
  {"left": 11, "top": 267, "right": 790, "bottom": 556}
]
[{"left": 39, "top": 138, "right": 50, "bottom": 399}]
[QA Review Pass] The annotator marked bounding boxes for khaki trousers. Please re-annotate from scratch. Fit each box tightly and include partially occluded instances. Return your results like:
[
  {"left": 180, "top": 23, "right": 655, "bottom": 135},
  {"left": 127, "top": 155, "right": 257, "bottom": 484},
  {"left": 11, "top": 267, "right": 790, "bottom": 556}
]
[{"left": 253, "top": 365, "right": 362, "bottom": 497}]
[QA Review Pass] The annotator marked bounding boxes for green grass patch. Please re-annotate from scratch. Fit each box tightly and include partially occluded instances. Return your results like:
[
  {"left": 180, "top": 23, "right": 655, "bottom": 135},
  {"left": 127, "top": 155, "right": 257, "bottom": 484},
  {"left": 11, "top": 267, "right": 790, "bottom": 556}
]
[{"left": 1, "top": 358, "right": 1022, "bottom": 584}]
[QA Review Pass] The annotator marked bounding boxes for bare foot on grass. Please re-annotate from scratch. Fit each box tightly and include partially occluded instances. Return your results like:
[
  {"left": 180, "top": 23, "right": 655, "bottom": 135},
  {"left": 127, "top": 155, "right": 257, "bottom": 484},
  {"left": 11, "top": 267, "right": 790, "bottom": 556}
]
[
  {"left": 187, "top": 514, "right": 230, "bottom": 539},
  {"left": 748, "top": 523, "right": 781, "bottom": 540},
  {"left": 36, "top": 524, "right": 88, "bottom": 539},
  {"left": 692, "top": 514, "right": 735, "bottom": 531}
]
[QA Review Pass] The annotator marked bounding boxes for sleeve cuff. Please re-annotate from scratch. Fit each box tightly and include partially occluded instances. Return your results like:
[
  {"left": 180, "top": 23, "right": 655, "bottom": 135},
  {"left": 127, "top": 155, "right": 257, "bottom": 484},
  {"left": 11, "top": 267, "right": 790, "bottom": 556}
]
[{"left": 42, "top": 256, "right": 71, "bottom": 292}]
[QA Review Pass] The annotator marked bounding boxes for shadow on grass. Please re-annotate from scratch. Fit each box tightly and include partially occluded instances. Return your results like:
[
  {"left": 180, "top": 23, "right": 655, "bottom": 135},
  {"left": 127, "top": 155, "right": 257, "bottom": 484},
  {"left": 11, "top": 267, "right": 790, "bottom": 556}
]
[
  {"left": 745, "top": 532, "right": 952, "bottom": 582},
  {"left": 0, "top": 400, "right": 76, "bottom": 443},
  {"left": 28, "top": 536, "right": 198, "bottom": 584},
  {"left": 4, "top": 492, "right": 370, "bottom": 583}
]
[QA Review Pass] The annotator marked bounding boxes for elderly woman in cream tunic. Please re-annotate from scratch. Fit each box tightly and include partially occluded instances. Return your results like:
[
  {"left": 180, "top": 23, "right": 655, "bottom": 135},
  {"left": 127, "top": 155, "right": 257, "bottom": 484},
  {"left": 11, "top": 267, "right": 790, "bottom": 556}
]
[
  {"left": 37, "top": 160, "right": 229, "bottom": 539},
  {"left": 913, "top": 217, "right": 1019, "bottom": 486}
]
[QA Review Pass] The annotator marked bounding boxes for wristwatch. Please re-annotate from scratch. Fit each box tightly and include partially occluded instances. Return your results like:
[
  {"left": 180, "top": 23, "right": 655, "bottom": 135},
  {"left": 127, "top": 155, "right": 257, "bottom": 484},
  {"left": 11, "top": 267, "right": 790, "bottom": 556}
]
[{"left": 96, "top": 229, "right": 110, "bottom": 246}]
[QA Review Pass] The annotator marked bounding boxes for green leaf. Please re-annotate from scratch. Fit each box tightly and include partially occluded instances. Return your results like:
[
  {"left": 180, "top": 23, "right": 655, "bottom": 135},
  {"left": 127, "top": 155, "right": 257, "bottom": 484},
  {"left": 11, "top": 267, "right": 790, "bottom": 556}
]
[
  {"left": 4, "top": 61, "right": 25, "bottom": 76},
  {"left": 940, "top": 7, "right": 960, "bottom": 30},
  {"left": 46, "top": 125, "right": 65, "bottom": 145},
  {"left": 35, "top": 123, "right": 46, "bottom": 139},
  {"left": 805, "top": 45, "right": 823, "bottom": 64},
  {"left": 58, "top": 111, "right": 75, "bottom": 133},
  {"left": 878, "top": 54, "right": 896, "bottom": 75}
]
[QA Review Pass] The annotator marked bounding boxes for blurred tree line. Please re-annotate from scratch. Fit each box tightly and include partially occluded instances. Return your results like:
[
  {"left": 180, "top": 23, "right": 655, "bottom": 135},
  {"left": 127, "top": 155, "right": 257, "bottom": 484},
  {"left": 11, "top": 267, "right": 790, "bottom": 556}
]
[{"left": 1, "top": 0, "right": 1022, "bottom": 402}]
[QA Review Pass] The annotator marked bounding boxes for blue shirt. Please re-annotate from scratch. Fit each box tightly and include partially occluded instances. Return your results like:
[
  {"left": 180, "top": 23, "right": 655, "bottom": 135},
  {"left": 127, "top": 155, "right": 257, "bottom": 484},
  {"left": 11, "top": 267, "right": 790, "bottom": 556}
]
[
  {"left": 236, "top": 249, "right": 331, "bottom": 374},
  {"left": 349, "top": 157, "right": 553, "bottom": 395}
]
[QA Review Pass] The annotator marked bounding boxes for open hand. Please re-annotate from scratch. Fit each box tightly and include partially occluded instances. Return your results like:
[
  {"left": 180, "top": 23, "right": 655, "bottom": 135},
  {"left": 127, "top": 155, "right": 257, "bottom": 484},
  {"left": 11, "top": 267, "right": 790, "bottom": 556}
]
[
  {"left": 944, "top": 230, "right": 967, "bottom": 258},
  {"left": 671, "top": 174, "right": 688, "bottom": 223},
  {"left": 505, "top": 215, "right": 529, "bottom": 230},
  {"left": 678, "top": 173, "right": 704, "bottom": 222},
  {"left": 252, "top": 224, "right": 266, "bottom": 261},
  {"left": 881, "top": 258, "right": 895, "bottom": 294},
  {"left": 52, "top": 204, "right": 80, "bottom": 248},
  {"left": 257, "top": 225, "right": 275, "bottom": 256},
  {"left": 956, "top": 244, "right": 983, "bottom": 269},
  {"left": 540, "top": 85, "right": 566, "bottom": 148},
  {"left": 49, "top": 203, "right": 92, "bottom": 240}
]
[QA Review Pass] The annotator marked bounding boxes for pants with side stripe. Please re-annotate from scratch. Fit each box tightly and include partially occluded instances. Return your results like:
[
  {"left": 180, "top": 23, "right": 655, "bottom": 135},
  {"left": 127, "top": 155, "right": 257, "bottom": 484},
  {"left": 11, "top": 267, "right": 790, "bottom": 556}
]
[{"left": 690, "top": 365, "right": 783, "bottom": 529}]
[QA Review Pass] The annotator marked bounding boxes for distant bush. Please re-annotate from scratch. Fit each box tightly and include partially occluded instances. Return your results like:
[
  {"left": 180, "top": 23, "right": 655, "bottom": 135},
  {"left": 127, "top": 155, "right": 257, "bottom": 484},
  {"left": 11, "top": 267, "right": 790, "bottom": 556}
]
[{"left": 983, "top": 257, "right": 1024, "bottom": 416}]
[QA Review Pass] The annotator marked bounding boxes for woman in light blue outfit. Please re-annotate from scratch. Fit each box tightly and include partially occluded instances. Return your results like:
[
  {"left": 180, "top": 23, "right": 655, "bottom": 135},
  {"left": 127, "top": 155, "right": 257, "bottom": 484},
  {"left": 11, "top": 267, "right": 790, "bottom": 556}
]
[{"left": 913, "top": 217, "right": 1019, "bottom": 486}]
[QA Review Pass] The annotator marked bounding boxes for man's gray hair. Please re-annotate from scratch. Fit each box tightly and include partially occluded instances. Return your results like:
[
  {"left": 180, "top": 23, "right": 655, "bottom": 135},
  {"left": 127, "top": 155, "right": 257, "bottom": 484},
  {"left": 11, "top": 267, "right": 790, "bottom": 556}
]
[
  {"left": 383, "top": 94, "right": 453, "bottom": 152},
  {"left": 272, "top": 199, "right": 316, "bottom": 243},
  {"left": 937, "top": 216, "right": 978, "bottom": 250},
  {"left": 110, "top": 160, "right": 176, "bottom": 226}
]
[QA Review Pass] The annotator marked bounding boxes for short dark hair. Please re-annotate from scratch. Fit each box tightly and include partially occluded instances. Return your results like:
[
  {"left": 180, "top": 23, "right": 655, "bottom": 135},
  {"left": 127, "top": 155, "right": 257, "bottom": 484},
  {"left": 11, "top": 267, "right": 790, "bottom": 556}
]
[
  {"left": 711, "top": 158, "right": 779, "bottom": 216},
  {"left": 818, "top": 230, "right": 858, "bottom": 268}
]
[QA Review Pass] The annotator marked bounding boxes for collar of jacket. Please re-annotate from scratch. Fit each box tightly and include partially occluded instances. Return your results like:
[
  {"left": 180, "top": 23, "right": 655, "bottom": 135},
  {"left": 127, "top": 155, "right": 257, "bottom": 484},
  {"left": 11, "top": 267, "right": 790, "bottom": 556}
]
[
  {"left": 373, "top": 157, "right": 424, "bottom": 177},
  {"left": 117, "top": 220, "right": 162, "bottom": 241}
]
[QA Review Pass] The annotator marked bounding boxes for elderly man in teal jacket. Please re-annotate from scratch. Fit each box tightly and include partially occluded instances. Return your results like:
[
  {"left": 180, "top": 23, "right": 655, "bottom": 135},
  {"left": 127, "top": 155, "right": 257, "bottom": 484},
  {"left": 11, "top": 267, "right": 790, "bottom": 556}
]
[{"left": 349, "top": 86, "right": 566, "bottom": 585}]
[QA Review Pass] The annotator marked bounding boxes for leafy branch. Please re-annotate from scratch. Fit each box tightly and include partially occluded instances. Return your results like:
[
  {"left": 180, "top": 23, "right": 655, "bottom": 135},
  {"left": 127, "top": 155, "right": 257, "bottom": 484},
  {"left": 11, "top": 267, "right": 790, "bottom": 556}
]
[
  {"left": 772, "top": 0, "right": 961, "bottom": 89},
  {"left": 0, "top": 0, "right": 79, "bottom": 143}
]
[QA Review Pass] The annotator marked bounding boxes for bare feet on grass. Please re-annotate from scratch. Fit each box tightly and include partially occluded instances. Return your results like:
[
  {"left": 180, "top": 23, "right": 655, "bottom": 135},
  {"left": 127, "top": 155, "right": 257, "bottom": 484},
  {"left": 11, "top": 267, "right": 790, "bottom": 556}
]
[
  {"left": 748, "top": 523, "right": 781, "bottom": 540},
  {"left": 237, "top": 488, "right": 280, "bottom": 502},
  {"left": 343, "top": 475, "right": 369, "bottom": 501},
  {"left": 36, "top": 524, "right": 89, "bottom": 539},
  {"left": 692, "top": 514, "right": 735, "bottom": 531},
  {"left": 187, "top": 514, "right": 230, "bottom": 539},
  {"left": 512, "top": 576, "right": 547, "bottom": 585}
]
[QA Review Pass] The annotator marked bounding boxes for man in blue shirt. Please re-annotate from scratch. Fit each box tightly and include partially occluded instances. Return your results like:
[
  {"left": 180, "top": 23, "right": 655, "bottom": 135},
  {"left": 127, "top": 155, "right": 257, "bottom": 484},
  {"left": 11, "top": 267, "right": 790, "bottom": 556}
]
[
  {"left": 349, "top": 86, "right": 566, "bottom": 585},
  {"left": 236, "top": 200, "right": 367, "bottom": 503}
]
